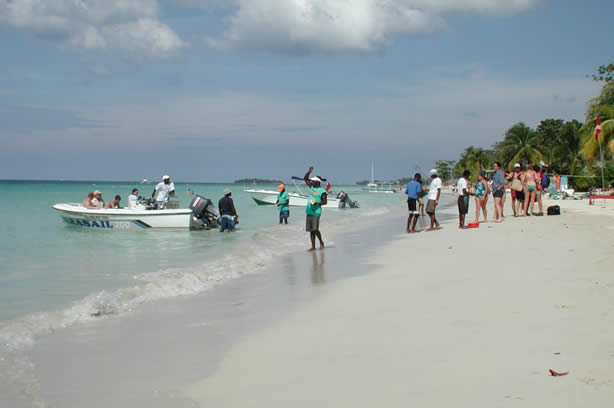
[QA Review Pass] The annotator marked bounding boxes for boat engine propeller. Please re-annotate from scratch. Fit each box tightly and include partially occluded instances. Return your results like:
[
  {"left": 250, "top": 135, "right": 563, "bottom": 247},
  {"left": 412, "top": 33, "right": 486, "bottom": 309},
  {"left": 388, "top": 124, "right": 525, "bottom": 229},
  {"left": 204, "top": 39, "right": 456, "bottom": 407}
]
[
  {"left": 336, "top": 191, "right": 359, "bottom": 208},
  {"left": 189, "top": 195, "right": 220, "bottom": 230}
]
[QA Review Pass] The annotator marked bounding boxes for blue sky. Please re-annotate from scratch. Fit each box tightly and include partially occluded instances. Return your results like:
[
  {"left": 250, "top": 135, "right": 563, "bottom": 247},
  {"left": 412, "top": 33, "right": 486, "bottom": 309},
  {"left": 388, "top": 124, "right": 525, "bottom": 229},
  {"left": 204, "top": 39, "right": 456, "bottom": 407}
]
[{"left": 0, "top": 0, "right": 611, "bottom": 183}]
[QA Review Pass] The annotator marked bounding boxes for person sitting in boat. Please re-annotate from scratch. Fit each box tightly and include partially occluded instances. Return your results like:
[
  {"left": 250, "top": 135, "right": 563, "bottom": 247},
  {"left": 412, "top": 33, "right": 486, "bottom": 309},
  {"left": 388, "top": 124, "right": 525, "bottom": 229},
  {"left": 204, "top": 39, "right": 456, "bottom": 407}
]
[
  {"left": 128, "top": 188, "right": 139, "bottom": 208},
  {"left": 152, "top": 175, "right": 175, "bottom": 209},
  {"left": 105, "top": 195, "right": 121, "bottom": 209},
  {"left": 83, "top": 192, "right": 95, "bottom": 208},
  {"left": 91, "top": 190, "right": 105, "bottom": 208}
]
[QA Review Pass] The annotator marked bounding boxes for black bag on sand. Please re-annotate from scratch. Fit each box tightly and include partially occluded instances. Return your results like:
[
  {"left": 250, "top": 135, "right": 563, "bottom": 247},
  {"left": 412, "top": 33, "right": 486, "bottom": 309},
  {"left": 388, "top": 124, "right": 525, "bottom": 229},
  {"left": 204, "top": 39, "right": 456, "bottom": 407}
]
[{"left": 547, "top": 205, "right": 560, "bottom": 216}]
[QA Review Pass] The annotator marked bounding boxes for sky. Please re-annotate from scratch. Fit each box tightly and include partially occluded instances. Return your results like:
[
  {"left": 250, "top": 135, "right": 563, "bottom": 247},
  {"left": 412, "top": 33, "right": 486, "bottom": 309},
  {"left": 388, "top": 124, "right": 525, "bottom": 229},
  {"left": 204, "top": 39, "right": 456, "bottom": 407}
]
[{"left": 0, "top": 0, "right": 612, "bottom": 183}]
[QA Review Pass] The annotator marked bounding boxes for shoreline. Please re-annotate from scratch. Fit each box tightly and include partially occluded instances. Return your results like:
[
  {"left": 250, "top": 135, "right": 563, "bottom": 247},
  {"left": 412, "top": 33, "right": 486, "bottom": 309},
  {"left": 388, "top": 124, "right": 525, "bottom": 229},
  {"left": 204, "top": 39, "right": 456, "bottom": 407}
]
[{"left": 17, "top": 195, "right": 457, "bottom": 407}]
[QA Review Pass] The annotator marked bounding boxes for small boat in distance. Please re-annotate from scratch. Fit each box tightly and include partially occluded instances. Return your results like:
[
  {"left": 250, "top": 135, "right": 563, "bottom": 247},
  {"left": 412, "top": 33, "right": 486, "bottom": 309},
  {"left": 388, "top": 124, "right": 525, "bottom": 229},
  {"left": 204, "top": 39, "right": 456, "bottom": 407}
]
[
  {"left": 245, "top": 177, "right": 359, "bottom": 208},
  {"left": 367, "top": 160, "right": 377, "bottom": 187}
]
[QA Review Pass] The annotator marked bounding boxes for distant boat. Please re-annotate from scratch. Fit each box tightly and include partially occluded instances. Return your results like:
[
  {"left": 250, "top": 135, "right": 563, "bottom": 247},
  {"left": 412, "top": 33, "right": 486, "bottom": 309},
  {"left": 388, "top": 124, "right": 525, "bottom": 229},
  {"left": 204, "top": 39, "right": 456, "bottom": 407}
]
[
  {"left": 141, "top": 178, "right": 148, "bottom": 184},
  {"left": 367, "top": 160, "right": 378, "bottom": 187}
]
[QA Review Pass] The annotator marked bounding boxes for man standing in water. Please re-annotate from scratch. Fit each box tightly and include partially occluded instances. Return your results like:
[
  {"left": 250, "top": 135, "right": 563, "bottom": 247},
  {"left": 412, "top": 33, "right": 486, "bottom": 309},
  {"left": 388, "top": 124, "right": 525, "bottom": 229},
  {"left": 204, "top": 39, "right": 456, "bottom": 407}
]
[
  {"left": 425, "top": 169, "right": 442, "bottom": 231},
  {"left": 304, "top": 166, "right": 327, "bottom": 251},
  {"left": 275, "top": 184, "right": 290, "bottom": 224}
]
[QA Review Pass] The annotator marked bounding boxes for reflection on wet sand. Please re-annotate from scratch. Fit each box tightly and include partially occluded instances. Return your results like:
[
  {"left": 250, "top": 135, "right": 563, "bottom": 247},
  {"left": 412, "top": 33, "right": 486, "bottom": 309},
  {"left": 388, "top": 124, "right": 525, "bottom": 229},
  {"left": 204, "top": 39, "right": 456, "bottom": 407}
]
[{"left": 310, "top": 250, "right": 326, "bottom": 285}]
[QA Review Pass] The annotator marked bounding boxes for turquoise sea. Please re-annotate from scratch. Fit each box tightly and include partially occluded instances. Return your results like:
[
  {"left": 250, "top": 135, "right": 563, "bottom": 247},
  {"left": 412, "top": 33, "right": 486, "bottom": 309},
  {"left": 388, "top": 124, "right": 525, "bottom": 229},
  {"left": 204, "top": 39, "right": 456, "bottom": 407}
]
[{"left": 0, "top": 180, "right": 403, "bottom": 349}]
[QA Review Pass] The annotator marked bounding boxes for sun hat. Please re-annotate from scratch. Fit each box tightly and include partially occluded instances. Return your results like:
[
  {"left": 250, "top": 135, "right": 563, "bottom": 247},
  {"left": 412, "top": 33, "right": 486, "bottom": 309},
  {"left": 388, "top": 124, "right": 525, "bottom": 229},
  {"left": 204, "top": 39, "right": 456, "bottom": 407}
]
[
  {"left": 223, "top": 188, "right": 231, "bottom": 195},
  {"left": 93, "top": 190, "right": 102, "bottom": 195},
  {"left": 162, "top": 175, "right": 170, "bottom": 180},
  {"left": 309, "top": 176, "right": 322, "bottom": 182},
  {"left": 429, "top": 169, "right": 438, "bottom": 175},
  {"left": 514, "top": 163, "right": 520, "bottom": 168},
  {"left": 278, "top": 184, "right": 285, "bottom": 191}
]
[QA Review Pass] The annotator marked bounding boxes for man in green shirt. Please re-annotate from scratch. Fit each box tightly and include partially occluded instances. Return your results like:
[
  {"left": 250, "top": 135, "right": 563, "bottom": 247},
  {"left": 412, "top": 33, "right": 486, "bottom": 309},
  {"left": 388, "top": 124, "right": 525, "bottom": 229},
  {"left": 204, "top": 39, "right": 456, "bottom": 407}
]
[
  {"left": 304, "top": 166, "right": 327, "bottom": 251},
  {"left": 275, "top": 184, "right": 290, "bottom": 224}
]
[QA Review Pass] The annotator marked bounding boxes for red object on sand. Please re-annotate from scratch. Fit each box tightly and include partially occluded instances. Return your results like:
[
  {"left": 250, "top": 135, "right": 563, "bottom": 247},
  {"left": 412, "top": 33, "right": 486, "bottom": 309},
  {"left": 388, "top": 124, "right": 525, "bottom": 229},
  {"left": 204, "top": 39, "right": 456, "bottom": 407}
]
[
  {"left": 467, "top": 222, "right": 479, "bottom": 228},
  {"left": 549, "top": 369, "right": 569, "bottom": 377}
]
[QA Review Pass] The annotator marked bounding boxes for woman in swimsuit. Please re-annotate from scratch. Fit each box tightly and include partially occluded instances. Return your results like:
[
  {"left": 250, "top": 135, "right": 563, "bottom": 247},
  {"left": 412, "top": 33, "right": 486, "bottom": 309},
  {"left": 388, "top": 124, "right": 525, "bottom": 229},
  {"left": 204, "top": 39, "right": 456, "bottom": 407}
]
[
  {"left": 506, "top": 165, "right": 525, "bottom": 216},
  {"left": 473, "top": 172, "right": 489, "bottom": 222},
  {"left": 521, "top": 165, "right": 537, "bottom": 216}
]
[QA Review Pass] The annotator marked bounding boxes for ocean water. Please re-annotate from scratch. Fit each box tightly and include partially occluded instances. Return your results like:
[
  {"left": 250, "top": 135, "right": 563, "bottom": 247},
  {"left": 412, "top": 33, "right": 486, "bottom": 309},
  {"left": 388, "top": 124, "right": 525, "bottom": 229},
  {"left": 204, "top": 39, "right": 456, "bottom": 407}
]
[{"left": 0, "top": 181, "right": 402, "bottom": 354}]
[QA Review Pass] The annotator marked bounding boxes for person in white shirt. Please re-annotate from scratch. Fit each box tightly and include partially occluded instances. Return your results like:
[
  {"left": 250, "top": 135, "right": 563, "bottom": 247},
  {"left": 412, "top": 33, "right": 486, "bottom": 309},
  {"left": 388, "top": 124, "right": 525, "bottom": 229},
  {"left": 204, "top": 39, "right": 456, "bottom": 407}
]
[
  {"left": 91, "top": 190, "right": 105, "bottom": 208},
  {"left": 128, "top": 188, "right": 139, "bottom": 208},
  {"left": 456, "top": 170, "right": 474, "bottom": 229},
  {"left": 425, "top": 169, "right": 442, "bottom": 231},
  {"left": 152, "top": 175, "right": 175, "bottom": 209}
]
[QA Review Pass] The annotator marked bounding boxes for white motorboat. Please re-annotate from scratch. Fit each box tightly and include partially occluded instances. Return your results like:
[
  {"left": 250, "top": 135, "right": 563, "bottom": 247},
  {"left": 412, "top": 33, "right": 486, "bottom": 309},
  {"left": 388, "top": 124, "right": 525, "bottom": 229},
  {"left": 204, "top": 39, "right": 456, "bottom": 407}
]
[
  {"left": 52, "top": 196, "right": 220, "bottom": 230},
  {"left": 245, "top": 177, "right": 359, "bottom": 209},
  {"left": 244, "top": 189, "right": 344, "bottom": 208}
]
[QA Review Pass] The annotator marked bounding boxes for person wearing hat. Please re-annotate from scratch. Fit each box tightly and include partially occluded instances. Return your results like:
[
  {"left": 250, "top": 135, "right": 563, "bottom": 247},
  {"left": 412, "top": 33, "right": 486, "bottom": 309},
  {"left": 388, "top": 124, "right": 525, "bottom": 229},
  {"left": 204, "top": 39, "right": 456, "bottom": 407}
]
[
  {"left": 218, "top": 188, "right": 238, "bottom": 232},
  {"left": 275, "top": 184, "right": 290, "bottom": 224},
  {"left": 91, "top": 190, "right": 105, "bottom": 208},
  {"left": 425, "top": 168, "right": 442, "bottom": 231},
  {"left": 506, "top": 163, "right": 525, "bottom": 216},
  {"left": 304, "top": 166, "right": 327, "bottom": 251},
  {"left": 152, "top": 175, "right": 175, "bottom": 209}
]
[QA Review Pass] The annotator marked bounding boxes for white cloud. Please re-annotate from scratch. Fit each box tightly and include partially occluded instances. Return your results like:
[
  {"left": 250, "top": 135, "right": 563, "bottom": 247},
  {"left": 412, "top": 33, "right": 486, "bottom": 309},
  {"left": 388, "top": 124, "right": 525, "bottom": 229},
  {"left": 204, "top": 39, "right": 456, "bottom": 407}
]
[
  {"left": 0, "top": 0, "right": 185, "bottom": 59},
  {"left": 199, "top": 0, "right": 544, "bottom": 54}
]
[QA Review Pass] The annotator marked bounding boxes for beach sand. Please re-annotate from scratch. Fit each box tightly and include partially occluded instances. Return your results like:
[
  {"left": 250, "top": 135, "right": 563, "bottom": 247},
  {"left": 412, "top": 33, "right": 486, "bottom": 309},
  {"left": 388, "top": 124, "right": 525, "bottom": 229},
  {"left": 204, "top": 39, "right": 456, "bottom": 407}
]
[{"left": 183, "top": 198, "right": 614, "bottom": 407}]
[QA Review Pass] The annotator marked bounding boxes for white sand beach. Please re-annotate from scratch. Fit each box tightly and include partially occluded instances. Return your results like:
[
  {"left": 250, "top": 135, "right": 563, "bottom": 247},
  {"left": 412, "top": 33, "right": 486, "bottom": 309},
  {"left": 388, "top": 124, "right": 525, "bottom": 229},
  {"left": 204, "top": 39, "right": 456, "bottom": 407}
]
[{"left": 184, "top": 198, "right": 614, "bottom": 407}]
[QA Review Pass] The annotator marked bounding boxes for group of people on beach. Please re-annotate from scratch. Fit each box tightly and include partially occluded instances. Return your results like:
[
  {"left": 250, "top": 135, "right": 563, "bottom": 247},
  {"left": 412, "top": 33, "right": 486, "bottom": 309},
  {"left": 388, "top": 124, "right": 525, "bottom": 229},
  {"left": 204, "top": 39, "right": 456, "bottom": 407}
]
[{"left": 407, "top": 162, "right": 557, "bottom": 232}]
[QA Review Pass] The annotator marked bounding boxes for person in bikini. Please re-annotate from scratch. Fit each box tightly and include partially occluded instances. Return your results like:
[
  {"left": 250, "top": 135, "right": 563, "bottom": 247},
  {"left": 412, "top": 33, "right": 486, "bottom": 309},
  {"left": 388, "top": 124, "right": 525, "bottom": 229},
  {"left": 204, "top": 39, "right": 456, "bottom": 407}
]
[
  {"left": 533, "top": 165, "right": 545, "bottom": 216},
  {"left": 473, "top": 172, "right": 489, "bottom": 223},
  {"left": 521, "top": 165, "right": 537, "bottom": 216}
]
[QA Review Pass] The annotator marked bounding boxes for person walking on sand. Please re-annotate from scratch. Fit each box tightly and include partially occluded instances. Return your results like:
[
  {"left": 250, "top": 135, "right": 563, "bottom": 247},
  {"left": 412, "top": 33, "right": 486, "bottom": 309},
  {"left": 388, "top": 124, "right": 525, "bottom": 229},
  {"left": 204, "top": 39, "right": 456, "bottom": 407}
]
[
  {"left": 304, "top": 166, "right": 327, "bottom": 251},
  {"left": 473, "top": 172, "right": 489, "bottom": 223},
  {"left": 425, "top": 169, "right": 442, "bottom": 231},
  {"left": 275, "top": 184, "right": 290, "bottom": 224},
  {"left": 492, "top": 162, "right": 507, "bottom": 222},
  {"left": 406, "top": 173, "right": 422, "bottom": 233},
  {"left": 456, "top": 170, "right": 473, "bottom": 229}
]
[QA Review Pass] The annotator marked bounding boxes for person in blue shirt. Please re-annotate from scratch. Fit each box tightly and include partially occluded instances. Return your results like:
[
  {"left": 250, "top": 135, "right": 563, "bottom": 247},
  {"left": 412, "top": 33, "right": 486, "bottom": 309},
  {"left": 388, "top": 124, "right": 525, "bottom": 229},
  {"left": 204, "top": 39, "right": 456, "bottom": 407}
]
[
  {"left": 304, "top": 166, "right": 327, "bottom": 251},
  {"left": 406, "top": 173, "right": 422, "bottom": 233}
]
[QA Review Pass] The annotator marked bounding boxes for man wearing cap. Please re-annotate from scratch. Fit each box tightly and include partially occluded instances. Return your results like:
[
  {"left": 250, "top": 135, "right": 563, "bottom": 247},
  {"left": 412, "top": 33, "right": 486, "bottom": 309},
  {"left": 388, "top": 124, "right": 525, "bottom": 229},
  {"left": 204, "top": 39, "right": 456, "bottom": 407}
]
[
  {"left": 91, "top": 190, "right": 105, "bottom": 208},
  {"left": 275, "top": 184, "right": 290, "bottom": 224},
  {"left": 152, "top": 175, "right": 175, "bottom": 209},
  {"left": 219, "top": 188, "right": 238, "bottom": 232},
  {"left": 304, "top": 166, "right": 327, "bottom": 251},
  {"left": 425, "top": 169, "right": 442, "bottom": 231}
]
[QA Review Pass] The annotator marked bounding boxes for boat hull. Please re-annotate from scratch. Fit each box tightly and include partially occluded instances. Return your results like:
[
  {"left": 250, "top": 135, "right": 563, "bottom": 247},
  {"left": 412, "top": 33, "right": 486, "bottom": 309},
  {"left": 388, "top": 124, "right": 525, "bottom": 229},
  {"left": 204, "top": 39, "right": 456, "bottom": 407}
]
[
  {"left": 244, "top": 190, "right": 342, "bottom": 209},
  {"left": 52, "top": 203, "right": 194, "bottom": 229}
]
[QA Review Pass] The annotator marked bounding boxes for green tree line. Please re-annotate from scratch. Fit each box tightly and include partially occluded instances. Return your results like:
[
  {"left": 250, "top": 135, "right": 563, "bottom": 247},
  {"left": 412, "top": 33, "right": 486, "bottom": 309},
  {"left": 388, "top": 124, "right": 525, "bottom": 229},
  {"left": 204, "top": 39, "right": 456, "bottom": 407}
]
[{"left": 436, "top": 63, "right": 614, "bottom": 191}]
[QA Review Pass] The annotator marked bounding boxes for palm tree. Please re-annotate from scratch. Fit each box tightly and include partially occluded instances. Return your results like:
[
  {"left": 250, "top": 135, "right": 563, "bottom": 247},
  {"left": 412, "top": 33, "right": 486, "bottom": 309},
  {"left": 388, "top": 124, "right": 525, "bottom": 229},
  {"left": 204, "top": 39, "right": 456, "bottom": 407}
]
[
  {"left": 497, "top": 123, "right": 544, "bottom": 169},
  {"left": 454, "top": 146, "right": 491, "bottom": 179}
]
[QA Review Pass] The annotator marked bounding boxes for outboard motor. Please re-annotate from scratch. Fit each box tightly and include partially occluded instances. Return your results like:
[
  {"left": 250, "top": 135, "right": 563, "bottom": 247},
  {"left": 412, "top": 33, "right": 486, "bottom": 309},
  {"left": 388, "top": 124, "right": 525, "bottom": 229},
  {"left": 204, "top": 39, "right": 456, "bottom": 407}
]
[
  {"left": 189, "top": 195, "right": 220, "bottom": 230},
  {"left": 336, "top": 191, "right": 359, "bottom": 208}
]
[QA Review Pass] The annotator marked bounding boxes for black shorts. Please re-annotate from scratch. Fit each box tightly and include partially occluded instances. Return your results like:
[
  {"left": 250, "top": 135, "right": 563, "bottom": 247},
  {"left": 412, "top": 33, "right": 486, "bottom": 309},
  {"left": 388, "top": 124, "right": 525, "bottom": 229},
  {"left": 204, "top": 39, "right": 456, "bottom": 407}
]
[
  {"left": 457, "top": 195, "right": 469, "bottom": 214},
  {"left": 493, "top": 188, "right": 504, "bottom": 198},
  {"left": 407, "top": 198, "right": 418, "bottom": 214}
]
